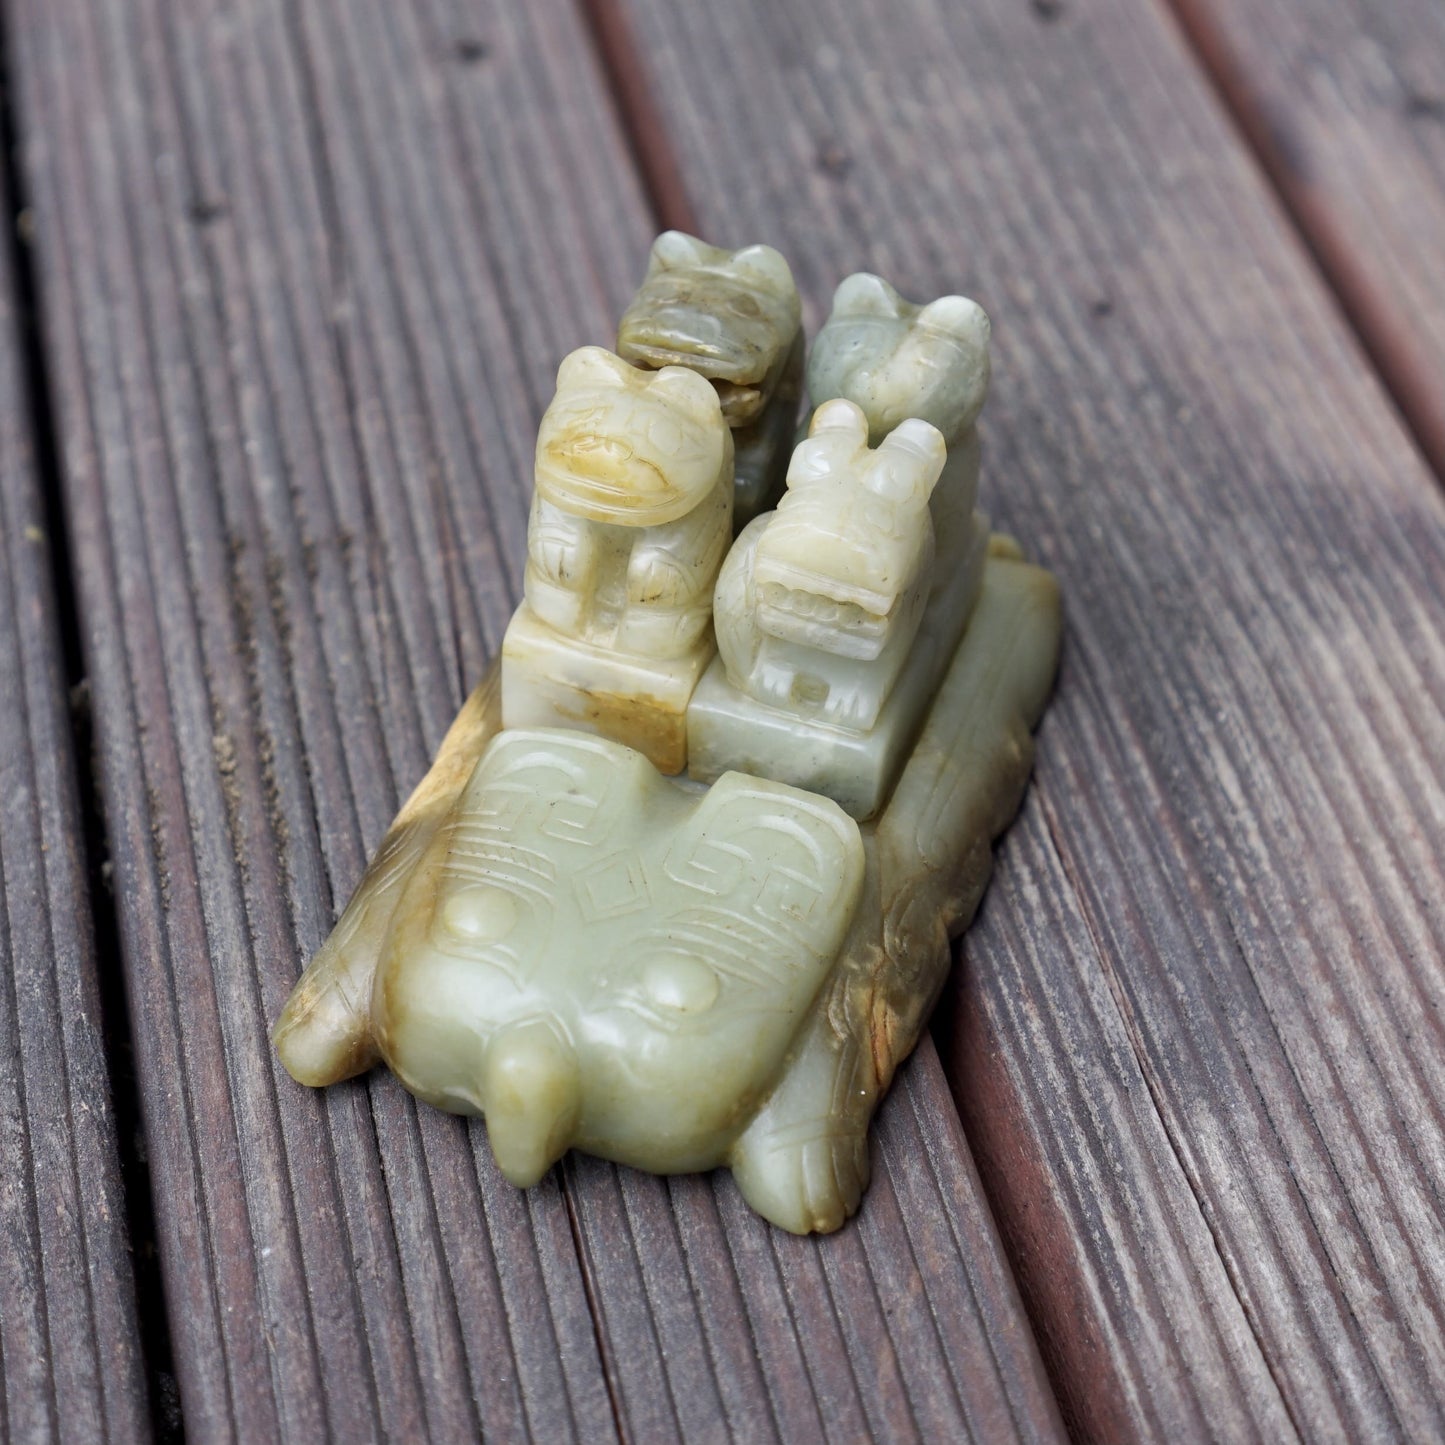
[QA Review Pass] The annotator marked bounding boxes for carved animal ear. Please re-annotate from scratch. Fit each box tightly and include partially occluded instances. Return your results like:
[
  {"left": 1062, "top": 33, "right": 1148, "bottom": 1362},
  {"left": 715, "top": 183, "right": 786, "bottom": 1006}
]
[
  {"left": 788, "top": 398, "right": 869, "bottom": 487},
  {"left": 830, "top": 272, "right": 902, "bottom": 320},
  {"left": 918, "top": 296, "right": 992, "bottom": 430},
  {"left": 919, "top": 294, "right": 990, "bottom": 350},
  {"left": 648, "top": 363, "right": 726, "bottom": 425},
  {"left": 809, "top": 397, "right": 871, "bottom": 446},
  {"left": 648, "top": 230, "right": 713, "bottom": 273},
  {"left": 556, "top": 345, "right": 631, "bottom": 391},
  {"left": 730, "top": 244, "right": 797, "bottom": 301},
  {"left": 875, "top": 418, "right": 947, "bottom": 502}
]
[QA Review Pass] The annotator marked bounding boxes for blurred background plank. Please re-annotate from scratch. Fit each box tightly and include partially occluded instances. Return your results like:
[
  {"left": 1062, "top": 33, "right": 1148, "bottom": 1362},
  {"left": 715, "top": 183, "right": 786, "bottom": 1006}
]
[
  {"left": 1168, "top": 0, "right": 1445, "bottom": 479},
  {"left": 610, "top": 0, "right": 1445, "bottom": 1439},
  {"left": 7, "top": 0, "right": 1062, "bottom": 1436},
  {"left": 0, "top": 153, "right": 148, "bottom": 1437}
]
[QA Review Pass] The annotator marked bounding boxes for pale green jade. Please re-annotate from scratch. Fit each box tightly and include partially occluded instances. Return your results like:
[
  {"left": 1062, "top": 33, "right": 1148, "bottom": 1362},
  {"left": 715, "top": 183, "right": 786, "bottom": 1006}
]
[
  {"left": 689, "top": 274, "right": 997, "bottom": 821},
  {"left": 366, "top": 734, "right": 864, "bottom": 1186},
  {"left": 274, "top": 241, "right": 1063, "bottom": 1235},
  {"left": 809, "top": 271, "right": 991, "bottom": 557},
  {"left": 618, "top": 231, "right": 803, "bottom": 527}
]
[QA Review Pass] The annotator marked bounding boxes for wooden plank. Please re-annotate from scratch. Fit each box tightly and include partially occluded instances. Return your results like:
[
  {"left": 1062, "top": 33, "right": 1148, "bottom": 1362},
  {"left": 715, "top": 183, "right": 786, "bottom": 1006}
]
[
  {"left": 565, "top": 1038, "right": 1062, "bottom": 1444},
  {"left": 10, "top": 0, "right": 1063, "bottom": 1437},
  {"left": 11, "top": 0, "right": 621, "bottom": 1437},
  {"left": 1166, "top": 0, "right": 1445, "bottom": 479},
  {"left": 0, "top": 172, "right": 149, "bottom": 1439},
  {"left": 615, "top": 0, "right": 1445, "bottom": 1439}
]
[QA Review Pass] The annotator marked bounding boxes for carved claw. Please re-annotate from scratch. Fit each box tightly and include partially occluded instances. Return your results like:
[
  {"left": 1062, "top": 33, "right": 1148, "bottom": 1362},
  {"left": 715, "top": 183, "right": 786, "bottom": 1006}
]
[
  {"left": 626, "top": 547, "right": 694, "bottom": 608},
  {"left": 275, "top": 809, "right": 447, "bottom": 1085},
  {"left": 729, "top": 974, "right": 875, "bottom": 1233},
  {"left": 730, "top": 1121, "right": 872, "bottom": 1235}
]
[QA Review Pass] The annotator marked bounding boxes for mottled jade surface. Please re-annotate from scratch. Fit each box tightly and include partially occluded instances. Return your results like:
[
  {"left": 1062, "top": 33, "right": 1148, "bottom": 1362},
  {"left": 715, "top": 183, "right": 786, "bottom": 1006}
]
[
  {"left": 500, "top": 346, "right": 734, "bottom": 774},
  {"left": 618, "top": 232, "right": 803, "bottom": 526},
  {"left": 275, "top": 241, "right": 1062, "bottom": 1234}
]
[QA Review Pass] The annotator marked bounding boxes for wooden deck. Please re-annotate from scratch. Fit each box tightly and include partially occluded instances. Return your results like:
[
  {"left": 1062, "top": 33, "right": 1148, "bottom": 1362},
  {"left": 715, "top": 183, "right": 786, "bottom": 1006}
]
[{"left": 1, "top": 0, "right": 1442, "bottom": 1438}]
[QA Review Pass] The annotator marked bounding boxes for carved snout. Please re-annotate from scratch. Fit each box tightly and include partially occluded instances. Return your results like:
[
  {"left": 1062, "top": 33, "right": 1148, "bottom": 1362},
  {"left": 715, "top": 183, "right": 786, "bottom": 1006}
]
[{"left": 481, "top": 1022, "right": 582, "bottom": 1188}]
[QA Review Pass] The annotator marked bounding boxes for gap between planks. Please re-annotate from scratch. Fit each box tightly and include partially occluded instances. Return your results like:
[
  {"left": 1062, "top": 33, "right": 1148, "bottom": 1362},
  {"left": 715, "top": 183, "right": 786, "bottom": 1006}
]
[
  {"left": 566, "top": 0, "right": 1124, "bottom": 1429},
  {"left": 575, "top": 0, "right": 699, "bottom": 234},
  {"left": 566, "top": 0, "right": 1146, "bottom": 1422},
  {"left": 0, "top": 2, "right": 179, "bottom": 1435},
  {"left": 569, "top": 11, "right": 1066, "bottom": 1440}
]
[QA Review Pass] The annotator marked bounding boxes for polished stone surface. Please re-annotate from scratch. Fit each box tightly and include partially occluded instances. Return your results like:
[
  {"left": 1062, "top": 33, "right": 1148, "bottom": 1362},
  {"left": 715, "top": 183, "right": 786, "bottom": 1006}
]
[
  {"left": 618, "top": 231, "right": 803, "bottom": 526},
  {"left": 501, "top": 345, "right": 733, "bottom": 771},
  {"left": 277, "top": 240, "right": 1062, "bottom": 1233}
]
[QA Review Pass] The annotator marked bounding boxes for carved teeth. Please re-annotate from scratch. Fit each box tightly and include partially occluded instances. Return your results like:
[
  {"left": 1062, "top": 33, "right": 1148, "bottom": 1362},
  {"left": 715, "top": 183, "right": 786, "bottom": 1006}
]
[{"left": 755, "top": 398, "right": 943, "bottom": 613}]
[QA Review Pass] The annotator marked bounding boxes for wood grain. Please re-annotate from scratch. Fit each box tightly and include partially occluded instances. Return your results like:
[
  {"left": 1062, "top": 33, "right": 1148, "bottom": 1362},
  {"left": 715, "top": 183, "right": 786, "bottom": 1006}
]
[
  {"left": 10, "top": 0, "right": 1063, "bottom": 1435},
  {"left": 0, "top": 164, "right": 148, "bottom": 1439},
  {"left": 1166, "top": 0, "right": 1445, "bottom": 479},
  {"left": 615, "top": 0, "right": 1445, "bottom": 1438}
]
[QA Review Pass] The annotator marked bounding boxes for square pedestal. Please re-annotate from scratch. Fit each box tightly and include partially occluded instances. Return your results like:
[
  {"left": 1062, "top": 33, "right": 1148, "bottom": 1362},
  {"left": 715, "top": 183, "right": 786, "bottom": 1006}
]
[
  {"left": 687, "top": 519, "right": 989, "bottom": 820},
  {"left": 501, "top": 602, "right": 711, "bottom": 775}
]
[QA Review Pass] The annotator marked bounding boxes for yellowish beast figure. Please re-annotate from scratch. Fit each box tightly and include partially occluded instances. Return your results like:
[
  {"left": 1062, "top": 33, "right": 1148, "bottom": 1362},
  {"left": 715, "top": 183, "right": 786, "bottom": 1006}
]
[{"left": 501, "top": 346, "right": 733, "bottom": 774}]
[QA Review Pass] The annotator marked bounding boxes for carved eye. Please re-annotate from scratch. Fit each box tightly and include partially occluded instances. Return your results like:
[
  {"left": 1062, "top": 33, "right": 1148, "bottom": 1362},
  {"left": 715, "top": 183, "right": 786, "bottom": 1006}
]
[
  {"left": 643, "top": 412, "right": 684, "bottom": 456},
  {"left": 442, "top": 887, "right": 518, "bottom": 943},
  {"left": 641, "top": 954, "right": 719, "bottom": 1014},
  {"left": 569, "top": 434, "right": 632, "bottom": 462}
]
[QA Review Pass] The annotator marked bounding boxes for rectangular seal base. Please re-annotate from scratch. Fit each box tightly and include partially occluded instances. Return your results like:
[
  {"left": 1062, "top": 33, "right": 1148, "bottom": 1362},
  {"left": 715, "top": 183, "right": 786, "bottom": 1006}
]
[
  {"left": 501, "top": 602, "right": 711, "bottom": 775},
  {"left": 687, "top": 520, "right": 990, "bottom": 820}
]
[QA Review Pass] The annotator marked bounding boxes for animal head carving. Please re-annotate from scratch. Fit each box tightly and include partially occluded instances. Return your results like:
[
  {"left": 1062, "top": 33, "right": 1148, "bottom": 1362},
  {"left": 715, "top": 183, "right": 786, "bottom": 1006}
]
[
  {"left": 808, "top": 274, "right": 990, "bottom": 444},
  {"left": 535, "top": 346, "right": 728, "bottom": 526},
  {"left": 753, "top": 400, "right": 945, "bottom": 660},
  {"left": 373, "top": 730, "right": 865, "bottom": 1184},
  {"left": 618, "top": 232, "right": 802, "bottom": 426}
]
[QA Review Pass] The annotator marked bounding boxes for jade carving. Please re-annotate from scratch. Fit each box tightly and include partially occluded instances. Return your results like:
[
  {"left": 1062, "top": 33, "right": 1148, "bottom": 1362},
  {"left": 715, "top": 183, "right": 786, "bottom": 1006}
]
[
  {"left": 275, "top": 239, "right": 1062, "bottom": 1234},
  {"left": 501, "top": 345, "right": 733, "bottom": 775},
  {"left": 618, "top": 232, "right": 803, "bottom": 527}
]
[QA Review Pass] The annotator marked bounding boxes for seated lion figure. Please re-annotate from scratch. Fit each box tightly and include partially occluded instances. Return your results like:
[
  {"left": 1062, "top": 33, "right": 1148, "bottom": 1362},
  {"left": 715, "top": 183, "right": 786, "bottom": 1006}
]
[{"left": 714, "top": 397, "right": 946, "bottom": 732}]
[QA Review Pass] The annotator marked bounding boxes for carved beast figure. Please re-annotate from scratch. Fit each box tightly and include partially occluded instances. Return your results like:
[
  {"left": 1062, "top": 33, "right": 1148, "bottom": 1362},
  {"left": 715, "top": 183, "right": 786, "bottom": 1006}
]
[
  {"left": 713, "top": 398, "right": 946, "bottom": 733},
  {"left": 618, "top": 231, "right": 803, "bottom": 526},
  {"left": 501, "top": 346, "right": 733, "bottom": 773},
  {"left": 520, "top": 345, "right": 733, "bottom": 658},
  {"left": 809, "top": 273, "right": 990, "bottom": 545}
]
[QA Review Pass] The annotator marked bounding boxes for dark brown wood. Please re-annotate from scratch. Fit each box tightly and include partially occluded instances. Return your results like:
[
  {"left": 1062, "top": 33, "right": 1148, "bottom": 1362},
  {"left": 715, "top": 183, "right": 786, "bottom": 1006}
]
[
  {"left": 10, "top": 0, "right": 1064, "bottom": 1436},
  {"left": 615, "top": 0, "right": 1445, "bottom": 1439},
  {"left": 566, "top": 1038, "right": 1063, "bottom": 1443},
  {"left": 0, "top": 172, "right": 149, "bottom": 1440},
  {"left": 1166, "top": 0, "right": 1445, "bottom": 481}
]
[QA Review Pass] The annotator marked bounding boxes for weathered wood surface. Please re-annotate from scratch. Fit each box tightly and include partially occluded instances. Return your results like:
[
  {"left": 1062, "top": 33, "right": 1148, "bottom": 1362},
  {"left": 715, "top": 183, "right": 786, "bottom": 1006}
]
[
  {"left": 615, "top": 0, "right": 1445, "bottom": 1439},
  {"left": 0, "top": 166, "right": 148, "bottom": 1438},
  {"left": 1168, "top": 0, "right": 1445, "bottom": 479},
  {"left": 9, "top": 0, "right": 1063, "bottom": 1436}
]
